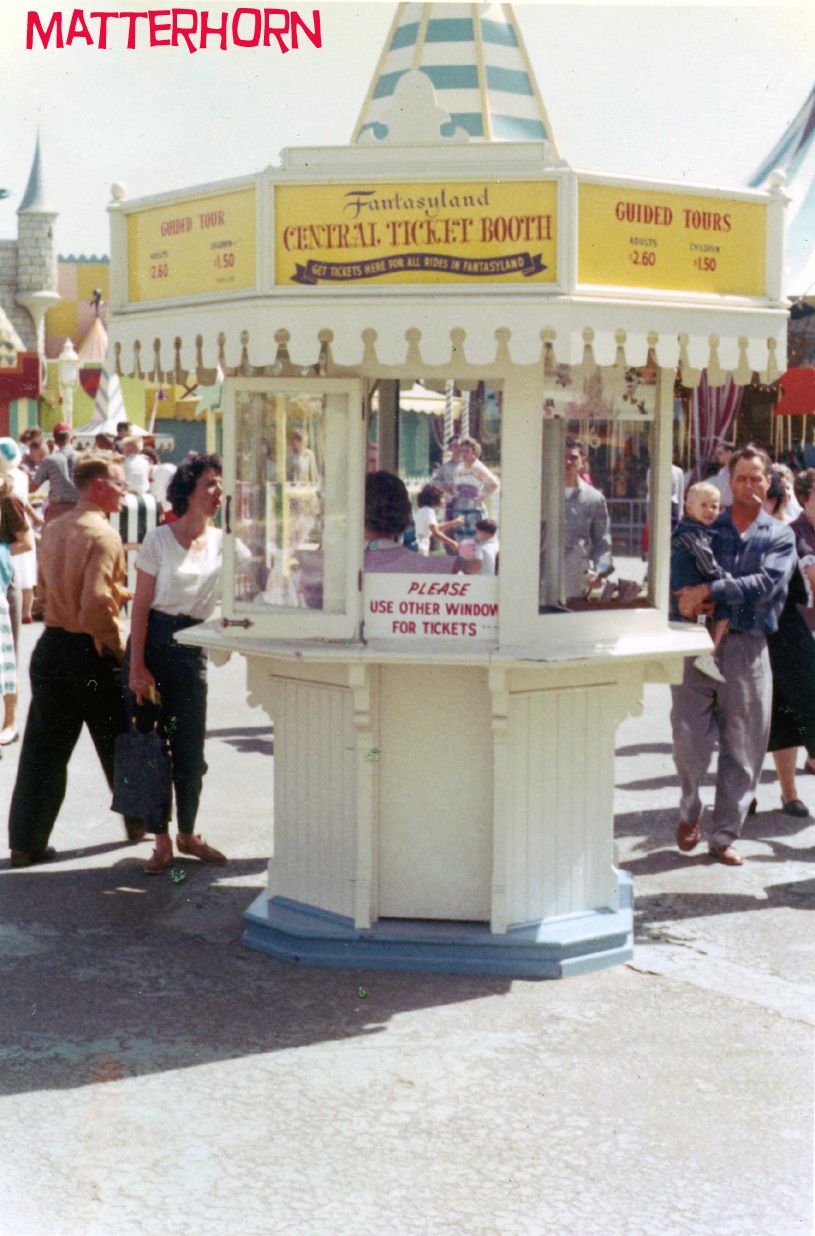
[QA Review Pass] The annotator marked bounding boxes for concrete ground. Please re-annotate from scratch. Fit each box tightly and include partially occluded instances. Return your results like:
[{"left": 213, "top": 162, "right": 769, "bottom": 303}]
[{"left": 1, "top": 622, "right": 812, "bottom": 1235}]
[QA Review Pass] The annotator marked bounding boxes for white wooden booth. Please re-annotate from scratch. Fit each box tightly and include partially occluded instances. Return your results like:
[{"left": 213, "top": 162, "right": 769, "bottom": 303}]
[{"left": 105, "top": 89, "right": 788, "bottom": 976}]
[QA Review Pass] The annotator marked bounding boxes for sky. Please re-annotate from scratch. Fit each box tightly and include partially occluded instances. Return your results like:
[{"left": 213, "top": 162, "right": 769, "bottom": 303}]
[{"left": 1, "top": 1, "right": 813, "bottom": 257}]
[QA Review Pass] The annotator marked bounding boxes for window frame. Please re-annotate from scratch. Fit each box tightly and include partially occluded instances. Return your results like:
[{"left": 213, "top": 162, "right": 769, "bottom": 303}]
[{"left": 221, "top": 376, "right": 365, "bottom": 641}]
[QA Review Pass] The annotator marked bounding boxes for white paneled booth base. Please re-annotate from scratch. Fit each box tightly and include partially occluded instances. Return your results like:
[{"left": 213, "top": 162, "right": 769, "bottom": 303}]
[{"left": 230, "top": 650, "right": 656, "bottom": 978}]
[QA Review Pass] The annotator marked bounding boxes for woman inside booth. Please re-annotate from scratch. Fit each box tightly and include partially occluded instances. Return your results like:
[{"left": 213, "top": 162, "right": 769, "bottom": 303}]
[{"left": 364, "top": 472, "right": 458, "bottom": 575}]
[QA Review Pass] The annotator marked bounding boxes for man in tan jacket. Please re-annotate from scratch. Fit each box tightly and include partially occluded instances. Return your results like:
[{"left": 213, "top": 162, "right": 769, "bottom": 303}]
[{"left": 8, "top": 454, "right": 144, "bottom": 867}]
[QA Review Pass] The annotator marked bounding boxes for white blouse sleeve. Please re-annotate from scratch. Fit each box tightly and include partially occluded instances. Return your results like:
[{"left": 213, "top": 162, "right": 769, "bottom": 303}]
[{"left": 136, "top": 527, "right": 165, "bottom": 577}]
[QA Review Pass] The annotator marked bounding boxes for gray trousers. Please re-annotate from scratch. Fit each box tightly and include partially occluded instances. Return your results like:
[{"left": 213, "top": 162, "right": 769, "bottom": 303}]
[{"left": 670, "top": 632, "right": 771, "bottom": 849}]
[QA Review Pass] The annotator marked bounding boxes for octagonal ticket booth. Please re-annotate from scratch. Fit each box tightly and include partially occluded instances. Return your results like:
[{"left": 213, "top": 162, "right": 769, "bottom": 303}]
[{"left": 106, "top": 41, "right": 788, "bottom": 976}]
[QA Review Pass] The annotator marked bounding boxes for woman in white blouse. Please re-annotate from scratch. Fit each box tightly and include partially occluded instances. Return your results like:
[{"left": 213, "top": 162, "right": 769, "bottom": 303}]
[
  {"left": 450, "top": 437, "right": 499, "bottom": 541},
  {"left": 127, "top": 453, "right": 228, "bottom": 875}
]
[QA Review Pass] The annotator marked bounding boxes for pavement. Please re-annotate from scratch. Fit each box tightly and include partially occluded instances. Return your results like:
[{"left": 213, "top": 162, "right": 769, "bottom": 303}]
[{"left": 1, "top": 621, "right": 812, "bottom": 1236}]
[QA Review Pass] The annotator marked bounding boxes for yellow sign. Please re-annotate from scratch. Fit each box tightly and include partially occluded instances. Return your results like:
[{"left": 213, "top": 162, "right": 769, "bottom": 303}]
[
  {"left": 128, "top": 188, "right": 256, "bottom": 302},
  {"left": 578, "top": 183, "right": 766, "bottom": 296},
  {"left": 275, "top": 181, "right": 557, "bottom": 286}
]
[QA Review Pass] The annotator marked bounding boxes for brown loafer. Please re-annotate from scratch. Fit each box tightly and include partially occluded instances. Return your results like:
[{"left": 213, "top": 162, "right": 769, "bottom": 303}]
[
  {"left": 677, "top": 814, "right": 703, "bottom": 852},
  {"left": 144, "top": 847, "right": 174, "bottom": 875},
  {"left": 176, "top": 834, "right": 227, "bottom": 864},
  {"left": 709, "top": 844, "right": 744, "bottom": 866}
]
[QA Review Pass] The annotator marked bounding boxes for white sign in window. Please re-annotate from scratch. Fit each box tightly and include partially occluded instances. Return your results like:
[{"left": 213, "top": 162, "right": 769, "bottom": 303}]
[{"left": 364, "top": 574, "right": 499, "bottom": 643}]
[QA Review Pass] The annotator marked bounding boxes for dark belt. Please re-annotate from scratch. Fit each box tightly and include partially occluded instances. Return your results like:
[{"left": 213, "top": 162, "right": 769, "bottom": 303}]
[
  {"left": 43, "top": 626, "right": 99, "bottom": 647},
  {"left": 148, "top": 610, "right": 201, "bottom": 633}
]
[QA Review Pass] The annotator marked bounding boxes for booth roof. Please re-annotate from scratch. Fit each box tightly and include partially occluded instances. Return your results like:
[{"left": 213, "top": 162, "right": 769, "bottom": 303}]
[{"left": 107, "top": 296, "right": 788, "bottom": 383}]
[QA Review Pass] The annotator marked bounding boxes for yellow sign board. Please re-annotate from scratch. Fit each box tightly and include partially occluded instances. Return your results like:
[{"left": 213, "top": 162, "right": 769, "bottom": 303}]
[
  {"left": 274, "top": 181, "right": 557, "bottom": 286},
  {"left": 127, "top": 188, "right": 257, "bottom": 303},
  {"left": 578, "top": 183, "right": 766, "bottom": 296}
]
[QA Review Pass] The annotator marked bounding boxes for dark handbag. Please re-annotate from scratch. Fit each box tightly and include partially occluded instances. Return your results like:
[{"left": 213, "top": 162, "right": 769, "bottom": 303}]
[{"left": 112, "top": 714, "right": 173, "bottom": 825}]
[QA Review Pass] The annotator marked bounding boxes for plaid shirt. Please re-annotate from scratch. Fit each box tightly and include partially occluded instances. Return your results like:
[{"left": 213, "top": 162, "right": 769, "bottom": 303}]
[{"left": 708, "top": 507, "right": 796, "bottom": 635}]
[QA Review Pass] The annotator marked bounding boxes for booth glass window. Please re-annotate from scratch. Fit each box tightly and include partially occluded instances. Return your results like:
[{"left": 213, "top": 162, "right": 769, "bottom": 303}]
[
  {"left": 366, "top": 379, "right": 501, "bottom": 566},
  {"left": 362, "top": 379, "right": 501, "bottom": 645},
  {"left": 539, "top": 367, "right": 656, "bottom": 612},
  {"left": 232, "top": 387, "right": 349, "bottom": 612}
]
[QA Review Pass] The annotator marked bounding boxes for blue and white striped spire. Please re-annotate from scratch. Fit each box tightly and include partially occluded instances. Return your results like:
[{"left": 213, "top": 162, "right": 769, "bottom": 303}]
[
  {"left": 750, "top": 81, "right": 815, "bottom": 296},
  {"left": 353, "top": 3, "right": 556, "bottom": 148},
  {"left": 73, "top": 368, "right": 128, "bottom": 441},
  {"left": 92, "top": 368, "right": 127, "bottom": 426}
]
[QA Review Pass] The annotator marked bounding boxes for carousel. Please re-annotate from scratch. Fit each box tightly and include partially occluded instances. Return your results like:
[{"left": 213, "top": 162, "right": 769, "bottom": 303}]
[{"left": 104, "top": 4, "right": 789, "bottom": 977}]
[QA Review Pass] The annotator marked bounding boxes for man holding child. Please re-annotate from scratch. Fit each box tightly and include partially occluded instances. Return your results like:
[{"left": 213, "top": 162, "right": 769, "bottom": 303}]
[{"left": 670, "top": 447, "right": 796, "bottom": 866}]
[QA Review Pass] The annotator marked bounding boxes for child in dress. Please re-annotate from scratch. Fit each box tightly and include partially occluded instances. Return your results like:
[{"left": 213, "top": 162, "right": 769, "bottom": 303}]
[
  {"left": 413, "top": 484, "right": 464, "bottom": 556},
  {"left": 670, "top": 481, "right": 729, "bottom": 683}
]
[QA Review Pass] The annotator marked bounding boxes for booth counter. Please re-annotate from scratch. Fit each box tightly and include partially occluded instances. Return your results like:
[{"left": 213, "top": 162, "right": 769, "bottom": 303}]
[{"left": 105, "top": 89, "right": 788, "bottom": 976}]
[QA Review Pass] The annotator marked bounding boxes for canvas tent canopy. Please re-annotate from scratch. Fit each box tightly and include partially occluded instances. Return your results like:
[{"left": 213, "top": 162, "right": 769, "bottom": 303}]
[
  {"left": 749, "top": 79, "right": 815, "bottom": 421},
  {"left": 72, "top": 367, "right": 174, "bottom": 449},
  {"left": 750, "top": 80, "right": 815, "bottom": 301}
]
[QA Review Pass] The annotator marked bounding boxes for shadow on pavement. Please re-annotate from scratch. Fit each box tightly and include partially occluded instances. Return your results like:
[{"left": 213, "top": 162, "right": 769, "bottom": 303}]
[
  {"left": 0, "top": 854, "right": 511, "bottom": 1100},
  {"left": 634, "top": 877, "right": 815, "bottom": 935},
  {"left": 615, "top": 741, "right": 674, "bottom": 757},
  {"left": 616, "top": 766, "right": 783, "bottom": 793},
  {"left": 205, "top": 724, "right": 274, "bottom": 756},
  {"left": 615, "top": 803, "right": 814, "bottom": 848}
]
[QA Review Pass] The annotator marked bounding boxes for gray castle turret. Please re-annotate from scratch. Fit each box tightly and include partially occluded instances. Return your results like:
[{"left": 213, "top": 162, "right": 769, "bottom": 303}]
[{"left": 0, "top": 132, "right": 60, "bottom": 358}]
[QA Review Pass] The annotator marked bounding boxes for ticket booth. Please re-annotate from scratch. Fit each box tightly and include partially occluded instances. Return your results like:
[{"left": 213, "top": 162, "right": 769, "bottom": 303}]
[{"left": 106, "top": 67, "right": 788, "bottom": 976}]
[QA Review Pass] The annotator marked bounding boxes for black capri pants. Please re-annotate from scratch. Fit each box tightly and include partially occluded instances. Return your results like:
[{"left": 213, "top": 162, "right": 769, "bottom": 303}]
[{"left": 123, "top": 610, "right": 208, "bottom": 835}]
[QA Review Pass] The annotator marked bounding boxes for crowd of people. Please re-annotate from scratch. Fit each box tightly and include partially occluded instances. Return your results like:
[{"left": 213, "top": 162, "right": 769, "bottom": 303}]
[
  {"left": 17, "top": 419, "right": 179, "bottom": 521},
  {"left": 4, "top": 414, "right": 814, "bottom": 878},
  {"left": 5, "top": 436, "right": 227, "bottom": 877}
]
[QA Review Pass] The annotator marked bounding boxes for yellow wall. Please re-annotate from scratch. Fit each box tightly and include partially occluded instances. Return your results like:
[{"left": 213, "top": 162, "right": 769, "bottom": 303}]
[
  {"left": 45, "top": 261, "right": 111, "bottom": 356},
  {"left": 41, "top": 363, "right": 147, "bottom": 432}
]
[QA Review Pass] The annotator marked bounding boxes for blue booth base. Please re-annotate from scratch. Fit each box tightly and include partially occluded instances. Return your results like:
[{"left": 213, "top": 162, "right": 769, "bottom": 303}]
[{"left": 241, "top": 873, "right": 633, "bottom": 979}]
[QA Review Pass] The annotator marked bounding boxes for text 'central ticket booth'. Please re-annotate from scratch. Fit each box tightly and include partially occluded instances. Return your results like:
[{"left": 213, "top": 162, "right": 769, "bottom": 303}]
[{"left": 106, "top": 9, "right": 788, "bottom": 976}]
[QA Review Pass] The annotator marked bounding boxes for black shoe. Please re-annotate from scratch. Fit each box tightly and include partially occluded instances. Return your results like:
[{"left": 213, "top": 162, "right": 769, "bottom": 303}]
[
  {"left": 124, "top": 818, "right": 148, "bottom": 843},
  {"left": 781, "top": 798, "right": 810, "bottom": 818},
  {"left": 747, "top": 798, "right": 758, "bottom": 816},
  {"left": 10, "top": 846, "right": 57, "bottom": 868}
]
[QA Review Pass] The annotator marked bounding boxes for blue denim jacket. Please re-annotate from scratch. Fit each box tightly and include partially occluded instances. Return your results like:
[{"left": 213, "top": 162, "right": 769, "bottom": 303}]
[{"left": 707, "top": 508, "right": 796, "bottom": 635}]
